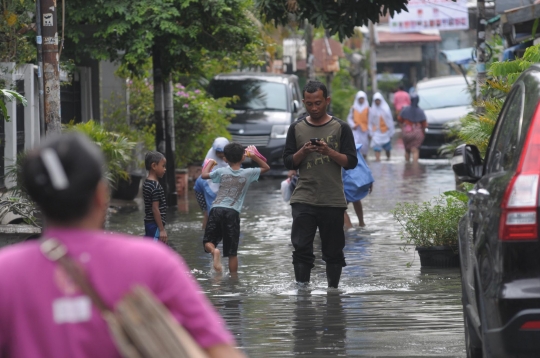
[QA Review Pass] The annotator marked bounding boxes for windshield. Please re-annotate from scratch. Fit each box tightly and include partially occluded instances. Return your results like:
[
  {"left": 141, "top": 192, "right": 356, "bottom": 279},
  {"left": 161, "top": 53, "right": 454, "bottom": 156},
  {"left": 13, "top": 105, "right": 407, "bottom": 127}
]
[
  {"left": 208, "top": 79, "right": 288, "bottom": 111},
  {"left": 416, "top": 83, "right": 471, "bottom": 110}
]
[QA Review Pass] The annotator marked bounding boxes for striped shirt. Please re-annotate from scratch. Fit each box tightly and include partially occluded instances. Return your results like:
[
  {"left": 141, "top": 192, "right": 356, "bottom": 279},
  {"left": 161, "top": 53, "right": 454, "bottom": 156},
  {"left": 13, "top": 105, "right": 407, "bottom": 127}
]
[{"left": 143, "top": 179, "right": 167, "bottom": 225}]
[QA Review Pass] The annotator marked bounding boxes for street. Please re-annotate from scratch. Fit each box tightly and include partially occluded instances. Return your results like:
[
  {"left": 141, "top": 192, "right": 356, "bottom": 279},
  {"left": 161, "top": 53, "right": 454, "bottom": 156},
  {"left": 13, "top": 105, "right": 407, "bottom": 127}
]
[{"left": 107, "top": 138, "right": 466, "bottom": 358}]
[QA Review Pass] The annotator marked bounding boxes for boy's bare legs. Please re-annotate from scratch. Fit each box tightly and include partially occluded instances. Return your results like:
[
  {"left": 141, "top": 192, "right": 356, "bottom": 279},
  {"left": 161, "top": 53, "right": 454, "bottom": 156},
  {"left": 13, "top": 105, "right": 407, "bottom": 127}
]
[
  {"left": 229, "top": 256, "right": 238, "bottom": 274},
  {"left": 352, "top": 201, "right": 365, "bottom": 227},
  {"left": 202, "top": 211, "right": 209, "bottom": 230},
  {"left": 204, "top": 242, "right": 222, "bottom": 271},
  {"left": 375, "top": 151, "right": 381, "bottom": 162},
  {"left": 344, "top": 210, "right": 353, "bottom": 230},
  {"left": 385, "top": 150, "right": 391, "bottom": 160}
]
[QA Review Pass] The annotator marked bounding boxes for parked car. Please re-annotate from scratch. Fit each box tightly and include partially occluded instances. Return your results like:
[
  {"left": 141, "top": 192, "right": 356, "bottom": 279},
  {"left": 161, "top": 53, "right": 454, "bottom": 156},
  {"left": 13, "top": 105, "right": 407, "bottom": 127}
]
[
  {"left": 415, "top": 75, "right": 472, "bottom": 158},
  {"left": 208, "top": 73, "right": 304, "bottom": 175},
  {"left": 452, "top": 66, "right": 540, "bottom": 357}
]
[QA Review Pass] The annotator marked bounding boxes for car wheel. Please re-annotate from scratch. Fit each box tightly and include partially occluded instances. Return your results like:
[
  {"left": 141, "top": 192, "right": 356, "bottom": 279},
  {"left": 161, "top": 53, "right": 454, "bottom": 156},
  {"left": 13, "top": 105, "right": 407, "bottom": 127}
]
[{"left": 463, "top": 306, "right": 483, "bottom": 358}]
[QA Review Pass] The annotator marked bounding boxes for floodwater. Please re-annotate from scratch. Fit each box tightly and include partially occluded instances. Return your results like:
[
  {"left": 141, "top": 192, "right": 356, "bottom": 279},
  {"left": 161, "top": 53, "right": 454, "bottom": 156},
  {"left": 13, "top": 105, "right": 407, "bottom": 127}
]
[{"left": 107, "top": 138, "right": 466, "bottom": 358}]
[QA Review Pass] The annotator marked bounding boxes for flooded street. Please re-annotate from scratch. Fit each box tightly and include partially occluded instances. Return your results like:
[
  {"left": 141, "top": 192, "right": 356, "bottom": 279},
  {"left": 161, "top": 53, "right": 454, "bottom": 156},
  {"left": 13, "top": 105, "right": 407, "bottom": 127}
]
[{"left": 107, "top": 138, "right": 465, "bottom": 357}]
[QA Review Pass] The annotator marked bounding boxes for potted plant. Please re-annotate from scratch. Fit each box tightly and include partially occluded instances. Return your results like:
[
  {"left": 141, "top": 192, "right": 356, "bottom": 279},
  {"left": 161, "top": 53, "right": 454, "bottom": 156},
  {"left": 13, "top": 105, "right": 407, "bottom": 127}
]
[{"left": 392, "top": 191, "right": 468, "bottom": 268}]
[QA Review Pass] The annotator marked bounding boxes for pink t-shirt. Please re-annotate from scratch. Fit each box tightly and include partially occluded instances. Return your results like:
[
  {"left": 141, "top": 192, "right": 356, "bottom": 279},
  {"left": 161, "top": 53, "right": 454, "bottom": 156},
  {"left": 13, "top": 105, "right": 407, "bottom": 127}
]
[
  {"left": 393, "top": 90, "right": 411, "bottom": 113},
  {"left": 0, "top": 228, "right": 234, "bottom": 358}
]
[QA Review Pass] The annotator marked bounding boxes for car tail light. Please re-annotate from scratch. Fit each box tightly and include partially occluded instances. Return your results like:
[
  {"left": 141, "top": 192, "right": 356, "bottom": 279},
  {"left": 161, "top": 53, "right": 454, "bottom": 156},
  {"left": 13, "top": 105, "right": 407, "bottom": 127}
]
[
  {"left": 499, "top": 103, "right": 540, "bottom": 241},
  {"left": 521, "top": 321, "right": 540, "bottom": 330}
]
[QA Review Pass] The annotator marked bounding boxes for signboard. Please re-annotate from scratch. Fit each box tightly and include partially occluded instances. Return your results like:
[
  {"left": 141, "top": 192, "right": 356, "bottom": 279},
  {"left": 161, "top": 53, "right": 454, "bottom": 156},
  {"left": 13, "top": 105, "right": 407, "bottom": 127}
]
[{"left": 390, "top": 0, "right": 469, "bottom": 33}]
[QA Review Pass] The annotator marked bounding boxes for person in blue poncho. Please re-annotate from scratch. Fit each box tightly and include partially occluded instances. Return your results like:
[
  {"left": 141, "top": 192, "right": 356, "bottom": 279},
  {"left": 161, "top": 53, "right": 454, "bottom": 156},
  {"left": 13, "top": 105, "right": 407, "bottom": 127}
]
[
  {"left": 193, "top": 137, "right": 229, "bottom": 229},
  {"left": 343, "top": 143, "right": 374, "bottom": 228}
]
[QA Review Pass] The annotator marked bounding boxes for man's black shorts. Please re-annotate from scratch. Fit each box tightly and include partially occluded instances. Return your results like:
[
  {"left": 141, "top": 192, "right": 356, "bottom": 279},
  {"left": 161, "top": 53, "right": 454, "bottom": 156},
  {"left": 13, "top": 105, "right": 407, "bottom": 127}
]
[{"left": 203, "top": 207, "right": 240, "bottom": 257}]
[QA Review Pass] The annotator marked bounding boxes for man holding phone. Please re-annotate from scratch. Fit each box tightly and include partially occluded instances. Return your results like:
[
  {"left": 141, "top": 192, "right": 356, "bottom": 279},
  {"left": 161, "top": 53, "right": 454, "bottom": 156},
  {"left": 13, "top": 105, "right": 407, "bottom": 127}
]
[{"left": 283, "top": 80, "right": 358, "bottom": 288}]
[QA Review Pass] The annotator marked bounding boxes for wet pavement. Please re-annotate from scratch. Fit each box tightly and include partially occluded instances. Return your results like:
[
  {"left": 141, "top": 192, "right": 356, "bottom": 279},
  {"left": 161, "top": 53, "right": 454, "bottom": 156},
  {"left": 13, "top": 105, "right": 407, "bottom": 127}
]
[{"left": 106, "top": 137, "right": 466, "bottom": 358}]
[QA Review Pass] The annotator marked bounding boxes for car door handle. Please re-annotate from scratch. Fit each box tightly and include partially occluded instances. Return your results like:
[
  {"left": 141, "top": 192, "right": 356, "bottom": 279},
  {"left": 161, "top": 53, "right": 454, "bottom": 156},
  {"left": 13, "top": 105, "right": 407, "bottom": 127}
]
[{"left": 477, "top": 188, "right": 490, "bottom": 196}]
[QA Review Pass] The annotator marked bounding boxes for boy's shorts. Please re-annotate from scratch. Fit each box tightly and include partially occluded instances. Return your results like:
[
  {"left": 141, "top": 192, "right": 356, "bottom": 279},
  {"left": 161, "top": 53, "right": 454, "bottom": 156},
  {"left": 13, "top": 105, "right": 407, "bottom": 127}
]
[
  {"left": 373, "top": 141, "right": 392, "bottom": 152},
  {"left": 203, "top": 207, "right": 240, "bottom": 257},
  {"left": 144, "top": 222, "right": 160, "bottom": 241}
]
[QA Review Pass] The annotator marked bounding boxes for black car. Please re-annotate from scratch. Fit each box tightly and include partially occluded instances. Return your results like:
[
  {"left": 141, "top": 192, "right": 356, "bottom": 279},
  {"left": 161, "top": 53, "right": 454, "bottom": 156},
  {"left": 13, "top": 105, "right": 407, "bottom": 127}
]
[
  {"left": 208, "top": 73, "right": 304, "bottom": 175},
  {"left": 452, "top": 66, "right": 540, "bottom": 357}
]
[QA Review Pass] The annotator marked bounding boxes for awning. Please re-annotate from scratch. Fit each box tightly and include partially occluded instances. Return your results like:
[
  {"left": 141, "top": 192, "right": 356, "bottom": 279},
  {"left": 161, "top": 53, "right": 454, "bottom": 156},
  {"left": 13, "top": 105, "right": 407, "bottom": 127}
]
[{"left": 440, "top": 48, "right": 474, "bottom": 65}]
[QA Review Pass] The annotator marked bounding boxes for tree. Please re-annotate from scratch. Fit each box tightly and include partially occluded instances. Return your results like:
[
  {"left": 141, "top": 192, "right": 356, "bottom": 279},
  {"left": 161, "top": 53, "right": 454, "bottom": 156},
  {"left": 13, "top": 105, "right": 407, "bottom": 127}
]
[
  {"left": 63, "top": 0, "right": 262, "bottom": 205},
  {"left": 255, "top": 0, "right": 409, "bottom": 41}
]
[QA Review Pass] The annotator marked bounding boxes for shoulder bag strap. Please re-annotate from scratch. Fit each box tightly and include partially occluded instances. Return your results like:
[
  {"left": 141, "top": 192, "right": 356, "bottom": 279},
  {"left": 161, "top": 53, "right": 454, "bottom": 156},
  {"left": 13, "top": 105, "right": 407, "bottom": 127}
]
[{"left": 40, "top": 238, "right": 111, "bottom": 314}]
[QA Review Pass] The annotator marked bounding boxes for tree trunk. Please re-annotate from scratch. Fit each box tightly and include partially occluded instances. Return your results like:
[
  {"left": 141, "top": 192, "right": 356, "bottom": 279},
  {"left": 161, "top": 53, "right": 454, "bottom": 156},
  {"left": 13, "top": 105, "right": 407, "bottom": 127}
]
[
  {"left": 152, "top": 47, "right": 169, "bottom": 198},
  {"left": 153, "top": 46, "right": 177, "bottom": 207}
]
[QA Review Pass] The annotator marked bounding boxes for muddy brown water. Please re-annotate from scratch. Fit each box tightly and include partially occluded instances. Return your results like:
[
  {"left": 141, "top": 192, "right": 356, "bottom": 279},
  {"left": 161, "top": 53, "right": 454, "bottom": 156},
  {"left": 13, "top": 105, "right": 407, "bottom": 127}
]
[{"left": 106, "top": 140, "right": 465, "bottom": 358}]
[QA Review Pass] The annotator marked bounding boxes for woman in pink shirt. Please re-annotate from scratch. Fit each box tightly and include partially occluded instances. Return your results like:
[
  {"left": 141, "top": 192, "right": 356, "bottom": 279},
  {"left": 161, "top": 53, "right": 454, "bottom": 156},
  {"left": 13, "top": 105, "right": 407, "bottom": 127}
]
[
  {"left": 392, "top": 86, "right": 411, "bottom": 116},
  {"left": 0, "top": 132, "right": 244, "bottom": 358}
]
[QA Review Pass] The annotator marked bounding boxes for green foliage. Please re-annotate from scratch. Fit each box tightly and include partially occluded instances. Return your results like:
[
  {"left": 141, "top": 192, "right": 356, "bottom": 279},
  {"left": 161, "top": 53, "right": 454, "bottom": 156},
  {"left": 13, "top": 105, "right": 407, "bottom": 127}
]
[
  {"left": 330, "top": 68, "right": 357, "bottom": 120},
  {"left": 173, "top": 85, "right": 233, "bottom": 167},
  {"left": 0, "top": 0, "right": 36, "bottom": 63},
  {"left": 64, "top": 0, "right": 263, "bottom": 77},
  {"left": 392, "top": 194, "right": 467, "bottom": 249},
  {"left": 451, "top": 44, "right": 540, "bottom": 157},
  {"left": 68, "top": 121, "right": 136, "bottom": 187},
  {"left": 256, "top": 0, "right": 408, "bottom": 41},
  {"left": 0, "top": 88, "right": 27, "bottom": 121},
  {"left": 0, "top": 197, "right": 40, "bottom": 227},
  {"left": 101, "top": 93, "right": 155, "bottom": 155}
]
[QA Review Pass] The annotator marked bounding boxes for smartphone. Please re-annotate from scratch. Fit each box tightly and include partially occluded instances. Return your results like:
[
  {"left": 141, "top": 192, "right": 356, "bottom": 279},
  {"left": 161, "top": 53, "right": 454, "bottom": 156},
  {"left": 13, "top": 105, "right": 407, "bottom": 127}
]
[{"left": 310, "top": 138, "right": 320, "bottom": 145}]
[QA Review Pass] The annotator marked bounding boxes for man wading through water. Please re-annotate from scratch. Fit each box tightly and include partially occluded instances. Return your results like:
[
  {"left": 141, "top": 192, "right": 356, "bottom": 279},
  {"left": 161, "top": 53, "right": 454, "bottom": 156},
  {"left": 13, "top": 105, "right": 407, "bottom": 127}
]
[{"left": 283, "top": 81, "right": 358, "bottom": 288}]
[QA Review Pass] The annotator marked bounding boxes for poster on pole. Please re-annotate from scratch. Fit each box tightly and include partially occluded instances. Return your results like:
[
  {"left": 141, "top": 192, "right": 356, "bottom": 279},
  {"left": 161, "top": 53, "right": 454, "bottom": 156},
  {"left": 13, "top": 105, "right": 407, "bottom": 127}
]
[{"left": 389, "top": 0, "right": 469, "bottom": 33}]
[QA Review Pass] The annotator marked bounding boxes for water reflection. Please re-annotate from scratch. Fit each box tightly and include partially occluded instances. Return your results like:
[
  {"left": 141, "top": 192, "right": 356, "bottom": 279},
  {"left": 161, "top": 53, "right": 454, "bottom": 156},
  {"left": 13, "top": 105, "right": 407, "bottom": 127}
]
[{"left": 99, "top": 142, "right": 467, "bottom": 356}]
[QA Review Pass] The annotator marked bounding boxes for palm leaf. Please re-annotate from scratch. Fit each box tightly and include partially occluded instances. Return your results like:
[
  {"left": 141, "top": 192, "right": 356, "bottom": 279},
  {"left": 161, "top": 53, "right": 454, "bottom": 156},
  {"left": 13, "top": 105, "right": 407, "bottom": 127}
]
[{"left": 0, "top": 88, "right": 28, "bottom": 121}]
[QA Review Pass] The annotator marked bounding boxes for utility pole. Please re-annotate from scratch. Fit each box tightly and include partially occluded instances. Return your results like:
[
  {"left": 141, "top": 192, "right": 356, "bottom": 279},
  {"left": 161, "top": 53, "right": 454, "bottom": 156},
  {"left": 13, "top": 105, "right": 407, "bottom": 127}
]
[
  {"left": 40, "top": 0, "right": 62, "bottom": 134},
  {"left": 476, "top": 0, "right": 487, "bottom": 106},
  {"left": 163, "top": 77, "right": 177, "bottom": 207},
  {"left": 35, "top": 0, "right": 45, "bottom": 136},
  {"left": 369, "top": 21, "right": 378, "bottom": 94}
]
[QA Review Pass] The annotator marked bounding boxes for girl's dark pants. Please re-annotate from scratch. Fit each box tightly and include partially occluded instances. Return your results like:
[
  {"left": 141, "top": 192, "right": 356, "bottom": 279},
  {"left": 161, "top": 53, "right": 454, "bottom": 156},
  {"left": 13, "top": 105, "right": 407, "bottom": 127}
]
[{"left": 291, "top": 203, "right": 347, "bottom": 268}]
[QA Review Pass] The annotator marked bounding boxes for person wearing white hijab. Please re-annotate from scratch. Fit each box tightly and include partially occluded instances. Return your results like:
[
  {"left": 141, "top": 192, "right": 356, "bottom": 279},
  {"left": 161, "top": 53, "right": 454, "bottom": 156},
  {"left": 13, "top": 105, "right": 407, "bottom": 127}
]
[
  {"left": 194, "top": 137, "right": 230, "bottom": 229},
  {"left": 369, "top": 92, "right": 395, "bottom": 161},
  {"left": 346, "top": 91, "right": 370, "bottom": 158}
]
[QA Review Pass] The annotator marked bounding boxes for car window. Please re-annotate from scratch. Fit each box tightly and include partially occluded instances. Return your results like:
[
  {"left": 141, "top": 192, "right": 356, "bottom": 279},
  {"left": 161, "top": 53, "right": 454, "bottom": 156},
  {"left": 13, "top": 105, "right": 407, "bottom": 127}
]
[
  {"left": 208, "top": 79, "right": 288, "bottom": 111},
  {"left": 416, "top": 83, "right": 471, "bottom": 110},
  {"left": 517, "top": 73, "right": 540, "bottom": 152},
  {"left": 485, "top": 83, "right": 524, "bottom": 174}
]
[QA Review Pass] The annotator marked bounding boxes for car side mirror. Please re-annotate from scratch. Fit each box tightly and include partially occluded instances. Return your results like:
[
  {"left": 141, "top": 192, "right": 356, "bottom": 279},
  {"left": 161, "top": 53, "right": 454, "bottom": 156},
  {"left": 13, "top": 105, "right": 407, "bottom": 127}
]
[
  {"left": 293, "top": 100, "right": 300, "bottom": 113},
  {"left": 451, "top": 144, "right": 483, "bottom": 183}
]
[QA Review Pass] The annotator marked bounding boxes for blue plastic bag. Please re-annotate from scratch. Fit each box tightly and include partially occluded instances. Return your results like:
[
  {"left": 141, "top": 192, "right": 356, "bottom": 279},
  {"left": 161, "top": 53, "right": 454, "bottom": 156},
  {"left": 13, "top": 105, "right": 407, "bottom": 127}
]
[{"left": 342, "top": 144, "right": 374, "bottom": 203}]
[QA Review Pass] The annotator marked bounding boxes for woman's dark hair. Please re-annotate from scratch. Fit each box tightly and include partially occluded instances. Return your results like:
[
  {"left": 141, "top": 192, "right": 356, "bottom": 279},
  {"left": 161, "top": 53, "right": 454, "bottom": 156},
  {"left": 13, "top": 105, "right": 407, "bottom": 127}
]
[
  {"left": 223, "top": 142, "right": 245, "bottom": 164},
  {"left": 145, "top": 151, "right": 165, "bottom": 171},
  {"left": 22, "top": 132, "right": 105, "bottom": 223},
  {"left": 303, "top": 80, "right": 328, "bottom": 99}
]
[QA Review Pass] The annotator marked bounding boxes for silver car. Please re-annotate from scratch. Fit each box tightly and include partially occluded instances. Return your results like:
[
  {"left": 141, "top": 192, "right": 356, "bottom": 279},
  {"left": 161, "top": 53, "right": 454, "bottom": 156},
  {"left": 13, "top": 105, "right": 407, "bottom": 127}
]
[{"left": 415, "top": 75, "right": 472, "bottom": 158}]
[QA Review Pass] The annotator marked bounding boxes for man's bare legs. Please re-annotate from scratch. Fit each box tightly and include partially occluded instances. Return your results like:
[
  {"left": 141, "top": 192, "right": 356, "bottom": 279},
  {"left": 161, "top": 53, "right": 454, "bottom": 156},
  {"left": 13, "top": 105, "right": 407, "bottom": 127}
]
[
  {"left": 352, "top": 201, "right": 365, "bottom": 227},
  {"left": 229, "top": 256, "right": 238, "bottom": 274},
  {"left": 204, "top": 242, "right": 222, "bottom": 271},
  {"left": 344, "top": 210, "right": 353, "bottom": 229}
]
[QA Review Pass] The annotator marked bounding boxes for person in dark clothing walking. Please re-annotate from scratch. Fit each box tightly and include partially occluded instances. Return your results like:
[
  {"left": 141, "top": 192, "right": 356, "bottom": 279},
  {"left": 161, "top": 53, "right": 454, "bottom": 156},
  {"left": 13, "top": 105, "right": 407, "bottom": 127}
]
[{"left": 283, "top": 81, "right": 358, "bottom": 288}]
